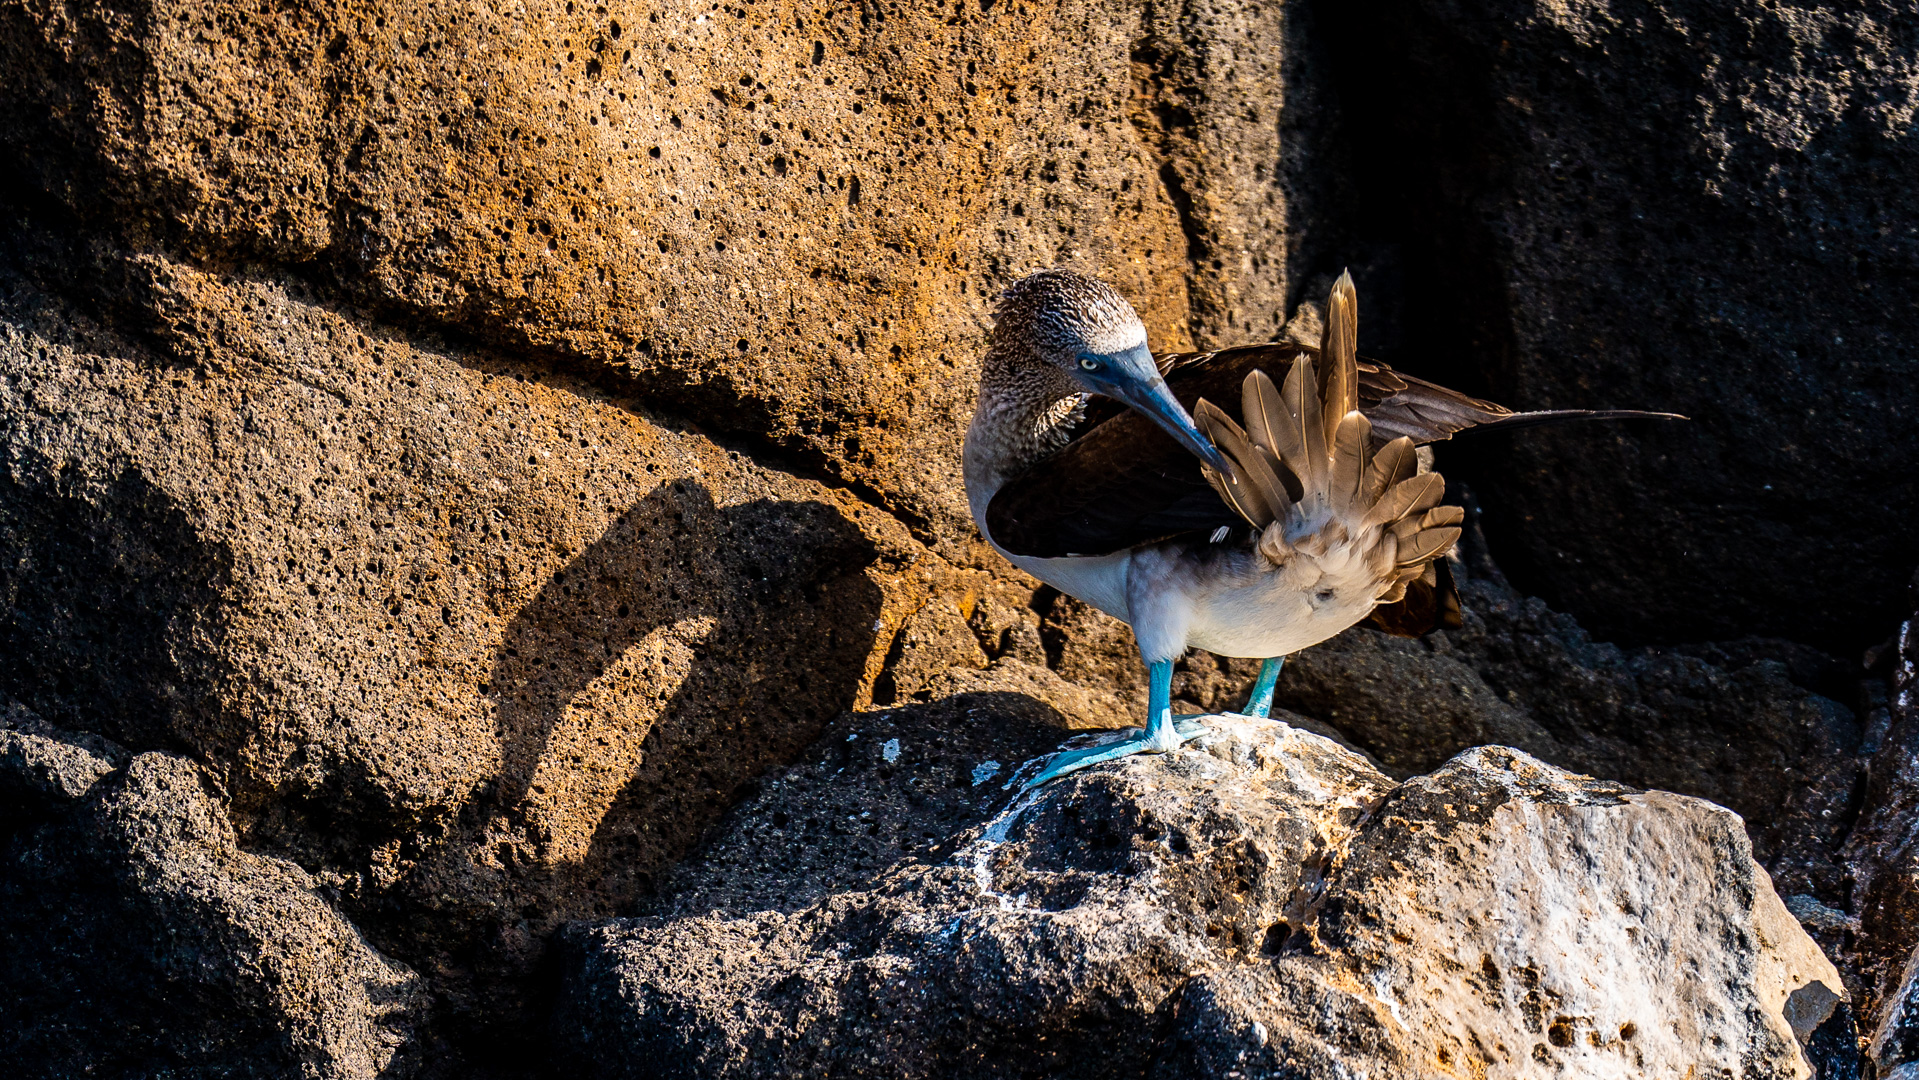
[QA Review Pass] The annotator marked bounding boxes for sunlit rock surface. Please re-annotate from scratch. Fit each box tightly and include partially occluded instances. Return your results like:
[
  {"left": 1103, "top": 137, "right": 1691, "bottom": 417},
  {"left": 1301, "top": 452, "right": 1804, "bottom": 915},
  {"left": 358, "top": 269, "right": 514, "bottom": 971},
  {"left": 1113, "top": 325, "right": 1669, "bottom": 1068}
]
[
  {"left": 559, "top": 714, "right": 1846, "bottom": 1078},
  {"left": 1, "top": 0, "right": 1913, "bottom": 1073}
]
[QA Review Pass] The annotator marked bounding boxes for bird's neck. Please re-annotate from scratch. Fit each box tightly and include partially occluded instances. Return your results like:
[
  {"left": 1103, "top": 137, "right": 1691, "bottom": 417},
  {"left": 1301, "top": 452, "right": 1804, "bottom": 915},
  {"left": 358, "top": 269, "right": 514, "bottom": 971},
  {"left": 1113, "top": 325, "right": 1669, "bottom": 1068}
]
[{"left": 964, "top": 350, "right": 1085, "bottom": 523}]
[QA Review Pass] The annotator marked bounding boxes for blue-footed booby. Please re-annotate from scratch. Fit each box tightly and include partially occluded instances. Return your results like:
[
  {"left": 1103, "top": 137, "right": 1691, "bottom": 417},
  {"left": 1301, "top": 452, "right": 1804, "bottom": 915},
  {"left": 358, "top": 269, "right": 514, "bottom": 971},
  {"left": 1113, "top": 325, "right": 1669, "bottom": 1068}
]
[{"left": 965, "top": 269, "right": 1679, "bottom": 786}]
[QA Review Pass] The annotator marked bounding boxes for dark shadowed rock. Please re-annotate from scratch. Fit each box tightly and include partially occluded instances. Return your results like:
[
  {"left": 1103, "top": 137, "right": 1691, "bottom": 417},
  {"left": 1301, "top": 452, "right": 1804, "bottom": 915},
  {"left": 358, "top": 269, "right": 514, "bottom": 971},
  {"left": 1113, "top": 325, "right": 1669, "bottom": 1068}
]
[
  {"left": 0, "top": 700, "right": 125, "bottom": 813},
  {"left": 556, "top": 711, "right": 1844, "bottom": 1078},
  {"left": 1269, "top": 621, "right": 1561, "bottom": 776},
  {"left": 1844, "top": 605, "right": 1919, "bottom": 1075},
  {"left": 0, "top": 710, "right": 429, "bottom": 1079},
  {"left": 0, "top": 250, "right": 957, "bottom": 1064},
  {"left": 1441, "top": 578, "right": 1868, "bottom": 883},
  {"left": 1309, "top": 0, "right": 1919, "bottom": 648}
]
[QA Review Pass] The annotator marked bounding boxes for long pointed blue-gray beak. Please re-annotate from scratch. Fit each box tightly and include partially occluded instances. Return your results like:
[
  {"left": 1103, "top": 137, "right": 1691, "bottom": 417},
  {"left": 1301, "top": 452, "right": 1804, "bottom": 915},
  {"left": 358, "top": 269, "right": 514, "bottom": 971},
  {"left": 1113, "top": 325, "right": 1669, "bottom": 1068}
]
[{"left": 1077, "top": 344, "right": 1233, "bottom": 474}]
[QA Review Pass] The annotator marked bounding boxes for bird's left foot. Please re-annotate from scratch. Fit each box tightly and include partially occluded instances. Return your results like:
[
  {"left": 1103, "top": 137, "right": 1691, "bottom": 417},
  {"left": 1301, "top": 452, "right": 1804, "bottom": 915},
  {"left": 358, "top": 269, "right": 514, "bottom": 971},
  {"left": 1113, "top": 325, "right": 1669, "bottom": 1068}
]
[
  {"left": 1171, "top": 714, "right": 1213, "bottom": 739},
  {"left": 1022, "top": 717, "right": 1211, "bottom": 789}
]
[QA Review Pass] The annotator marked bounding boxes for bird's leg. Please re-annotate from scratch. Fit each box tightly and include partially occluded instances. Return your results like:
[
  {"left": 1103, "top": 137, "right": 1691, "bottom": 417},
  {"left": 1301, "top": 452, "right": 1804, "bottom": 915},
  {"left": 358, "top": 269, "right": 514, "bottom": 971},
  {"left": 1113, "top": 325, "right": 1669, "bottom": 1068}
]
[
  {"left": 1023, "top": 659, "right": 1204, "bottom": 788},
  {"left": 1241, "top": 656, "right": 1285, "bottom": 718}
]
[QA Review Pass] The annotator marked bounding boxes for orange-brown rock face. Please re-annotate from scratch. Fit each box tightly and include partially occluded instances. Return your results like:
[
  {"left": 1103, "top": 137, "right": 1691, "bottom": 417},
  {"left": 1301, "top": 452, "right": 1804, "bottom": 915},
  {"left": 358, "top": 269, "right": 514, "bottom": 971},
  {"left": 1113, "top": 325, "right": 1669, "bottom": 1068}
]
[
  {"left": 7, "top": 0, "right": 1906, "bottom": 1076},
  {"left": 0, "top": 2, "right": 1308, "bottom": 1068},
  {"left": 1, "top": 0, "right": 1301, "bottom": 540}
]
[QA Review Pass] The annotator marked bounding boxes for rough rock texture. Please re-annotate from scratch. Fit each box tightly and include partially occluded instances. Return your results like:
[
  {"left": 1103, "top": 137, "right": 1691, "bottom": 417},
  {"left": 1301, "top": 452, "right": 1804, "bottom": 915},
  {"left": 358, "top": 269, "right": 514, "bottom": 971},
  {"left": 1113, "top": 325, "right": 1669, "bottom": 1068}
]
[
  {"left": 0, "top": 703, "right": 429, "bottom": 1079},
  {"left": 2, "top": 0, "right": 1909, "bottom": 1072},
  {"left": 1845, "top": 603, "right": 1919, "bottom": 1074},
  {"left": 1311, "top": 0, "right": 1919, "bottom": 646},
  {"left": 0, "top": 251, "right": 1052, "bottom": 1063},
  {"left": 1276, "top": 576, "right": 1869, "bottom": 880},
  {"left": 558, "top": 712, "right": 1848, "bottom": 1078},
  {"left": 0, "top": 0, "right": 1309, "bottom": 541},
  {"left": 0, "top": 4, "right": 1317, "bottom": 1057}
]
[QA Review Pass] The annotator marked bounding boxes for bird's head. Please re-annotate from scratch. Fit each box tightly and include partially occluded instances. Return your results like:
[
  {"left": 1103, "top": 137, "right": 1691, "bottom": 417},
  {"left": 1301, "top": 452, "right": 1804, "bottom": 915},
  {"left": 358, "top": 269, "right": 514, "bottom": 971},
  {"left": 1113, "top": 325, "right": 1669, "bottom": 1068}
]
[{"left": 992, "top": 270, "right": 1230, "bottom": 472}]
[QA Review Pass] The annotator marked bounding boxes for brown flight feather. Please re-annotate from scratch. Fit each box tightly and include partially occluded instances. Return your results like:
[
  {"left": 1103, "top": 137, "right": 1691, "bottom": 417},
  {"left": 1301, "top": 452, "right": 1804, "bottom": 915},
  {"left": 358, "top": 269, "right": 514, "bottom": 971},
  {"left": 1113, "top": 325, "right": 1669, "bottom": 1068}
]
[{"left": 984, "top": 276, "right": 1680, "bottom": 560}]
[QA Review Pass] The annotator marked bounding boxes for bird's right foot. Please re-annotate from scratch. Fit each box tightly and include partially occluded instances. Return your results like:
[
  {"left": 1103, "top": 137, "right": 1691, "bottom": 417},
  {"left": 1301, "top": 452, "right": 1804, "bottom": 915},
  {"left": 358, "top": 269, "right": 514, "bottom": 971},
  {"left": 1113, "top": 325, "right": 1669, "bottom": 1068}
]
[{"left": 1022, "top": 717, "right": 1208, "bottom": 789}]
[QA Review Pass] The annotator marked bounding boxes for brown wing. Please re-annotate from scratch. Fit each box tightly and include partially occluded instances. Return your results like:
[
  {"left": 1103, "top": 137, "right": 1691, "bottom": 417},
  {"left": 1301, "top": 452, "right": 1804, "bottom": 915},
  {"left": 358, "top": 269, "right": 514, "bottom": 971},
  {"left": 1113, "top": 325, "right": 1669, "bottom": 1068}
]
[
  {"left": 988, "top": 342, "right": 1507, "bottom": 558},
  {"left": 988, "top": 344, "right": 1309, "bottom": 558},
  {"left": 987, "top": 342, "right": 1677, "bottom": 559},
  {"left": 985, "top": 397, "right": 1242, "bottom": 558}
]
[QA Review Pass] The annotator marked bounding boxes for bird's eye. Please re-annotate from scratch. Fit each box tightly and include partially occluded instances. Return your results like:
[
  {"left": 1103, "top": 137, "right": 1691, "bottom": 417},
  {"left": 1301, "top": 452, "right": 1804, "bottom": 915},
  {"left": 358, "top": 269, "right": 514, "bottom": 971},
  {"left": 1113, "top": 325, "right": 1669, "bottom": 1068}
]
[{"left": 1079, "top": 357, "right": 1102, "bottom": 371}]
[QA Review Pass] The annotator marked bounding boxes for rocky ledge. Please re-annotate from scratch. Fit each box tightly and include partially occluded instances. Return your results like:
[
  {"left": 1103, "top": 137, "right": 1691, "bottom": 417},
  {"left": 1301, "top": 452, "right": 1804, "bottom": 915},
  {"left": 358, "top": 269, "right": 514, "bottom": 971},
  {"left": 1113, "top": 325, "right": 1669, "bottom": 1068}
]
[
  {"left": 5, "top": 570, "right": 1915, "bottom": 1078},
  {"left": 557, "top": 708, "right": 1848, "bottom": 1078}
]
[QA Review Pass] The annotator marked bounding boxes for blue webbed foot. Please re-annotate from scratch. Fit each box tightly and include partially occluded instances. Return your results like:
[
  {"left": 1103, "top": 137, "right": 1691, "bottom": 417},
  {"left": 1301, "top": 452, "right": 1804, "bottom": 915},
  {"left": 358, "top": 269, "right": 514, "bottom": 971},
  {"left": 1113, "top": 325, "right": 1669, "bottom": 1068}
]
[
  {"left": 1021, "top": 719, "right": 1203, "bottom": 789},
  {"left": 1023, "top": 658, "right": 1211, "bottom": 789}
]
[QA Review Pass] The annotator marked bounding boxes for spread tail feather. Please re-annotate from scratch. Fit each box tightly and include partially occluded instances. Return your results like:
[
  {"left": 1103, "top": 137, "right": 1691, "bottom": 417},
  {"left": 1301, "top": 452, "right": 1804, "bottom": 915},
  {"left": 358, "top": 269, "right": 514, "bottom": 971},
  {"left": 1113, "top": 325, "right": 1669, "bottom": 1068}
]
[
  {"left": 1318, "top": 270, "right": 1359, "bottom": 450},
  {"left": 1192, "top": 273, "right": 1460, "bottom": 602}
]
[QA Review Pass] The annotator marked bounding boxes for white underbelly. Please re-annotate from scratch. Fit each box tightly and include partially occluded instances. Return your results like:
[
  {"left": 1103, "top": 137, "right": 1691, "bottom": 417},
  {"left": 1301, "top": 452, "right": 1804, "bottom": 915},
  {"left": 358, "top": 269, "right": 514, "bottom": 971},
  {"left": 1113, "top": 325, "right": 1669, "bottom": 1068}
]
[
  {"left": 1184, "top": 583, "right": 1373, "bottom": 658},
  {"left": 999, "top": 548, "right": 1134, "bottom": 623},
  {"left": 1130, "top": 541, "right": 1378, "bottom": 661}
]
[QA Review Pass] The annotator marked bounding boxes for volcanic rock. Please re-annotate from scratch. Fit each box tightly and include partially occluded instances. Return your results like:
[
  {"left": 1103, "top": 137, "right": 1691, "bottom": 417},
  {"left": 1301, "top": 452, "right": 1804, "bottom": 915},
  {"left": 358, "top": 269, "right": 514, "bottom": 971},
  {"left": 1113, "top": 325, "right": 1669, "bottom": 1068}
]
[
  {"left": 0, "top": 252, "right": 1005, "bottom": 1060},
  {"left": 0, "top": 706, "right": 429, "bottom": 1079},
  {"left": 0, "top": 0, "right": 1309, "bottom": 540},
  {"left": 1310, "top": 0, "right": 1919, "bottom": 646},
  {"left": 558, "top": 710, "right": 1847, "bottom": 1078}
]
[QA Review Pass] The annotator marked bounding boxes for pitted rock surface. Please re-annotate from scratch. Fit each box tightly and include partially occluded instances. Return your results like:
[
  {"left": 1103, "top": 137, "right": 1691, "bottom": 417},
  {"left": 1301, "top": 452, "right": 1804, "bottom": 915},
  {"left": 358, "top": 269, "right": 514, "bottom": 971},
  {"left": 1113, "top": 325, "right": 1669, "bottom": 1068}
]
[
  {"left": 0, "top": 0, "right": 1909, "bottom": 1073},
  {"left": 0, "top": 0, "right": 1310, "bottom": 540},
  {"left": 558, "top": 714, "right": 1845, "bottom": 1078},
  {"left": 0, "top": 255, "right": 1031, "bottom": 1059},
  {"left": 0, "top": 714, "right": 429, "bottom": 1080}
]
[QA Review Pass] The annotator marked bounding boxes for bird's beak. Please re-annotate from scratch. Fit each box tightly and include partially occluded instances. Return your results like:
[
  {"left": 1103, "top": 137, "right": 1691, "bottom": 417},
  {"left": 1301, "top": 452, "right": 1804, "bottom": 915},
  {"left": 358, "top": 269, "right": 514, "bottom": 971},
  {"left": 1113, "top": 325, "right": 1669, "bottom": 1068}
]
[{"left": 1087, "top": 345, "right": 1234, "bottom": 474}]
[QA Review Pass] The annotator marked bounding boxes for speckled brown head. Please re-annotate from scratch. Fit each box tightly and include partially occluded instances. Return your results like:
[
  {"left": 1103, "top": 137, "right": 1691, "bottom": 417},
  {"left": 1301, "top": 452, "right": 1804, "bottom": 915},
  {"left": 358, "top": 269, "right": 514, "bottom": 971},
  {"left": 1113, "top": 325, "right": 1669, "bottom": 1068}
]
[
  {"left": 990, "top": 269, "right": 1149, "bottom": 371},
  {"left": 982, "top": 269, "right": 1229, "bottom": 474}
]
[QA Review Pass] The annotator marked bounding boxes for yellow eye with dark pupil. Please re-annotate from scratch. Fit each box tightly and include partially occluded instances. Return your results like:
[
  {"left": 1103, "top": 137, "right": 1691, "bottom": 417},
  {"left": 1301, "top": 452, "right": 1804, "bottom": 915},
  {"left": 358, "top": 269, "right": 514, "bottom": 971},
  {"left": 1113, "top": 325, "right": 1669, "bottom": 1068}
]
[{"left": 1079, "top": 357, "right": 1101, "bottom": 370}]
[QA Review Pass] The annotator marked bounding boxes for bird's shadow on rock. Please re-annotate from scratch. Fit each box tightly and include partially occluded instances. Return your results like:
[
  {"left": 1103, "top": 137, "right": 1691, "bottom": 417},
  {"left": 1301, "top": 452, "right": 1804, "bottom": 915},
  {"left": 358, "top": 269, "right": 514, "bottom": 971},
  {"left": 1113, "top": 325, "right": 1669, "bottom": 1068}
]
[{"left": 484, "top": 478, "right": 885, "bottom": 909}]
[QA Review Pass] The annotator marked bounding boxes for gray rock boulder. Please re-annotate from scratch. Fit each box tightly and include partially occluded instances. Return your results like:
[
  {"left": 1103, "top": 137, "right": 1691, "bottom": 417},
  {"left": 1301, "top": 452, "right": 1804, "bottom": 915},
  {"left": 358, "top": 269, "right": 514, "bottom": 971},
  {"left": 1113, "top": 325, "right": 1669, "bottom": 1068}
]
[
  {"left": 556, "top": 710, "right": 1847, "bottom": 1078},
  {"left": 0, "top": 699, "right": 125, "bottom": 811},
  {"left": 0, "top": 709, "right": 429, "bottom": 1079},
  {"left": 1273, "top": 575, "right": 1869, "bottom": 883}
]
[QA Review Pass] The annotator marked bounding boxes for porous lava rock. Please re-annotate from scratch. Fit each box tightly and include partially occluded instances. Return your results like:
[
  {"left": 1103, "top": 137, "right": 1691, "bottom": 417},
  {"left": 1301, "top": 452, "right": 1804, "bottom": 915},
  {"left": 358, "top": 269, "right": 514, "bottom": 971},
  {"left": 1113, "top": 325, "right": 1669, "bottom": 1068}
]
[
  {"left": 557, "top": 711, "right": 1849, "bottom": 1079},
  {"left": 0, "top": 0, "right": 1908, "bottom": 1072},
  {"left": 0, "top": 250, "right": 1037, "bottom": 1063},
  {"left": 1313, "top": 0, "right": 1919, "bottom": 646},
  {"left": 0, "top": 0, "right": 1310, "bottom": 540},
  {"left": 0, "top": 704, "right": 429, "bottom": 1079},
  {"left": 1276, "top": 576, "right": 1870, "bottom": 881}
]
